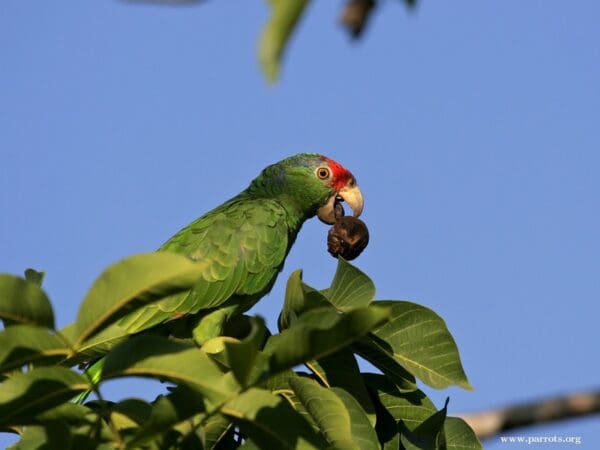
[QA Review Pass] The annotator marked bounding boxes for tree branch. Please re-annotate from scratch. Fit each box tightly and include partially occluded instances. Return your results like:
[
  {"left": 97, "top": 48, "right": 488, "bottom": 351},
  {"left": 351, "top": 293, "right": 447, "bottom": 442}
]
[{"left": 459, "top": 390, "right": 600, "bottom": 440}]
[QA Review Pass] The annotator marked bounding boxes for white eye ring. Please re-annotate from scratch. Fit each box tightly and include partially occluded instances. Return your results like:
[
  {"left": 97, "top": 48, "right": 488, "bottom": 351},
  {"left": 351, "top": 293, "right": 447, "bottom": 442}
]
[{"left": 316, "top": 167, "right": 331, "bottom": 180}]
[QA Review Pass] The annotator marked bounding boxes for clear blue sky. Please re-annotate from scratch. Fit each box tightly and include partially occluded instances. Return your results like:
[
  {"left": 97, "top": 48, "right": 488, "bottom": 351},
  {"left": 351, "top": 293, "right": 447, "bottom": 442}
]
[{"left": 1, "top": 1, "right": 599, "bottom": 448}]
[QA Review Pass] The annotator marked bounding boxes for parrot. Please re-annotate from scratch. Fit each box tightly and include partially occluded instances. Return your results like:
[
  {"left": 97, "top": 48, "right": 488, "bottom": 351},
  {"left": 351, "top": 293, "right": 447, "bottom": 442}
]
[{"left": 75, "top": 153, "right": 363, "bottom": 401}]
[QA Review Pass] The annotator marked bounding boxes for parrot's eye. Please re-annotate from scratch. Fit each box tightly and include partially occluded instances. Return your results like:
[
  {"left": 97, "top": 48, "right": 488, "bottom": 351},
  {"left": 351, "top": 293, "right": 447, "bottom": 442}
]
[{"left": 316, "top": 167, "right": 331, "bottom": 180}]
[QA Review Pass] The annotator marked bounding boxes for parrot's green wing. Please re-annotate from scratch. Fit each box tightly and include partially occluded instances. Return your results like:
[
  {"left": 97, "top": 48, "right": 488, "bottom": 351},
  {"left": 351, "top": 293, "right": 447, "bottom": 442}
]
[{"left": 117, "top": 198, "right": 290, "bottom": 334}]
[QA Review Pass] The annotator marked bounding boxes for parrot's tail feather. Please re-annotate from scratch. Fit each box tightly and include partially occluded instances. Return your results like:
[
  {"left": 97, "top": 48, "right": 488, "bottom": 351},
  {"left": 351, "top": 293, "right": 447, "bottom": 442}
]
[{"left": 72, "top": 357, "right": 105, "bottom": 404}]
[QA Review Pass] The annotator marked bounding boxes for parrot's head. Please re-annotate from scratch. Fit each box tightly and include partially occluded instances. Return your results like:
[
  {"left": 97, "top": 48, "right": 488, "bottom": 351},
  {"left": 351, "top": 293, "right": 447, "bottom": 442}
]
[{"left": 250, "top": 153, "right": 364, "bottom": 224}]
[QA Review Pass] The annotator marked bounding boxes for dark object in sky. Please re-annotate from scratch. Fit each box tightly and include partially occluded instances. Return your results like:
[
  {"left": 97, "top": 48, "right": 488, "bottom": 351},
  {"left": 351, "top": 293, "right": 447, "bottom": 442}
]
[{"left": 328, "top": 216, "right": 369, "bottom": 260}]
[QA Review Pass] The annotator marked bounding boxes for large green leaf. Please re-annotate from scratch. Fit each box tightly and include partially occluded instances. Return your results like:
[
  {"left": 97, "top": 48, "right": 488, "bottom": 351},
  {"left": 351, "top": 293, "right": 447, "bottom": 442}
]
[
  {"left": 102, "top": 335, "right": 238, "bottom": 408},
  {"left": 290, "top": 377, "right": 379, "bottom": 450},
  {"left": 443, "top": 417, "right": 482, "bottom": 450},
  {"left": 259, "top": 0, "right": 310, "bottom": 82},
  {"left": 306, "top": 349, "right": 376, "bottom": 426},
  {"left": 265, "top": 305, "right": 389, "bottom": 374},
  {"left": 0, "top": 367, "right": 90, "bottom": 427},
  {"left": 221, "top": 387, "right": 327, "bottom": 449},
  {"left": 321, "top": 257, "right": 375, "bottom": 309},
  {"left": 0, "top": 325, "right": 70, "bottom": 373},
  {"left": 0, "top": 274, "right": 54, "bottom": 328},
  {"left": 370, "top": 301, "right": 471, "bottom": 390},
  {"left": 73, "top": 252, "right": 204, "bottom": 346}
]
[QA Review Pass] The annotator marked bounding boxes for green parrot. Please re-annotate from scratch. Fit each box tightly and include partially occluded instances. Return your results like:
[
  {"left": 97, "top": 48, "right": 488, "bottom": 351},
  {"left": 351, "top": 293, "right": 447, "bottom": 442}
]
[{"left": 76, "top": 153, "right": 363, "bottom": 401}]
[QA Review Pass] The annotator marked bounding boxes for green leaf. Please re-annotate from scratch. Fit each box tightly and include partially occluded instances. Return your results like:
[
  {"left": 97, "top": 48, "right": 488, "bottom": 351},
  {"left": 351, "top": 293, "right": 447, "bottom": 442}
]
[
  {"left": 127, "top": 386, "right": 206, "bottom": 448},
  {"left": 321, "top": 258, "right": 375, "bottom": 310},
  {"left": 259, "top": 0, "right": 310, "bottom": 82},
  {"left": 223, "top": 316, "right": 269, "bottom": 387},
  {"left": 400, "top": 398, "right": 448, "bottom": 450},
  {"left": 370, "top": 301, "right": 472, "bottom": 390},
  {"left": 102, "top": 335, "right": 238, "bottom": 408},
  {"left": 24, "top": 269, "right": 45, "bottom": 287},
  {"left": 221, "top": 387, "right": 327, "bottom": 449},
  {"left": 443, "top": 417, "right": 482, "bottom": 450},
  {"left": 0, "top": 325, "right": 70, "bottom": 373},
  {"left": 109, "top": 398, "right": 153, "bottom": 430},
  {"left": 306, "top": 349, "right": 376, "bottom": 426},
  {"left": 0, "top": 274, "right": 54, "bottom": 328},
  {"left": 0, "top": 367, "right": 90, "bottom": 427},
  {"left": 60, "top": 321, "right": 129, "bottom": 363},
  {"left": 73, "top": 252, "right": 204, "bottom": 346},
  {"left": 363, "top": 373, "right": 436, "bottom": 429},
  {"left": 278, "top": 270, "right": 332, "bottom": 331},
  {"left": 202, "top": 413, "right": 233, "bottom": 450},
  {"left": 332, "top": 388, "right": 380, "bottom": 450},
  {"left": 290, "top": 377, "right": 378, "bottom": 450},
  {"left": 353, "top": 337, "right": 417, "bottom": 391},
  {"left": 265, "top": 305, "right": 389, "bottom": 374}
]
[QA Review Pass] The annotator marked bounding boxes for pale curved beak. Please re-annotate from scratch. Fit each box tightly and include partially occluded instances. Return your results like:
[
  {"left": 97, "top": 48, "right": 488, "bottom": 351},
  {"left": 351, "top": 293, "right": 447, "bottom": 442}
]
[
  {"left": 317, "top": 184, "right": 364, "bottom": 224},
  {"left": 339, "top": 184, "right": 364, "bottom": 217}
]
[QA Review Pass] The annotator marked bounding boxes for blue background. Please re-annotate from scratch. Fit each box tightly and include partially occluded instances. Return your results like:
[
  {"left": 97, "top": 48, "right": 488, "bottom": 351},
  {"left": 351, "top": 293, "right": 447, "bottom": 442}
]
[{"left": 1, "top": 1, "right": 599, "bottom": 448}]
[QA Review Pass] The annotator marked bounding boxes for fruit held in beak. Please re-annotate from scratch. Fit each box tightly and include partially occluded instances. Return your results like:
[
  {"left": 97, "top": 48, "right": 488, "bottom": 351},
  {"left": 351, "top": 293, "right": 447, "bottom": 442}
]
[{"left": 327, "top": 216, "right": 369, "bottom": 260}]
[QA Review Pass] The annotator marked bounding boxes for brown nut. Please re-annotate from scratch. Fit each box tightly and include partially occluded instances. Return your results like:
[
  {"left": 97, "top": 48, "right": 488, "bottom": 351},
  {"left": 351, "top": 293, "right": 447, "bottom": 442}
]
[{"left": 327, "top": 216, "right": 369, "bottom": 260}]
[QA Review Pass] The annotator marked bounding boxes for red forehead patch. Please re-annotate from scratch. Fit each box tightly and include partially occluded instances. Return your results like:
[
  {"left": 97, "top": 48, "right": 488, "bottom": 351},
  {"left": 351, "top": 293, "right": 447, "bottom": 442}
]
[{"left": 321, "top": 156, "right": 354, "bottom": 191}]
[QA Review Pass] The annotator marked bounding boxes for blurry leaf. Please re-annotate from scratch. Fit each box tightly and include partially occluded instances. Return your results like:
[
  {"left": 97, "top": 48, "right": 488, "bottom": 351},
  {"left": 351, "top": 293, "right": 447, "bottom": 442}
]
[
  {"left": 202, "top": 413, "right": 233, "bottom": 450},
  {"left": 290, "top": 377, "right": 378, "bottom": 450},
  {"left": 222, "top": 387, "right": 327, "bottom": 449},
  {"left": 265, "top": 305, "right": 389, "bottom": 374},
  {"left": 60, "top": 321, "right": 129, "bottom": 364},
  {"left": 0, "top": 274, "right": 54, "bottom": 328},
  {"left": 0, "top": 367, "right": 89, "bottom": 427},
  {"left": 10, "top": 422, "right": 73, "bottom": 450},
  {"left": 73, "top": 252, "right": 204, "bottom": 346},
  {"left": 321, "top": 257, "right": 375, "bottom": 309},
  {"left": 307, "top": 349, "right": 376, "bottom": 426},
  {"left": 259, "top": 0, "right": 310, "bottom": 82},
  {"left": 24, "top": 269, "right": 44, "bottom": 287},
  {"left": 109, "top": 398, "right": 153, "bottom": 431},
  {"left": 370, "top": 301, "right": 471, "bottom": 390},
  {"left": 102, "top": 335, "right": 238, "bottom": 407},
  {"left": 443, "top": 416, "right": 482, "bottom": 450},
  {"left": 35, "top": 402, "right": 116, "bottom": 444},
  {"left": 127, "top": 385, "right": 206, "bottom": 448},
  {"left": 0, "top": 325, "right": 70, "bottom": 373},
  {"left": 223, "top": 316, "right": 268, "bottom": 387},
  {"left": 278, "top": 270, "right": 332, "bottom": 331},
  {"left": 278, "top": 270, "right": 305, "bottom": 330}
]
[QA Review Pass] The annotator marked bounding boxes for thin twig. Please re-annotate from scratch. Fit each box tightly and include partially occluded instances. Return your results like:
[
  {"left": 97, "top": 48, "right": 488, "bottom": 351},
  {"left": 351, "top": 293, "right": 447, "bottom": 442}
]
[{"left": 458, "top": 390, "right": 600, "bottom": 440}]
